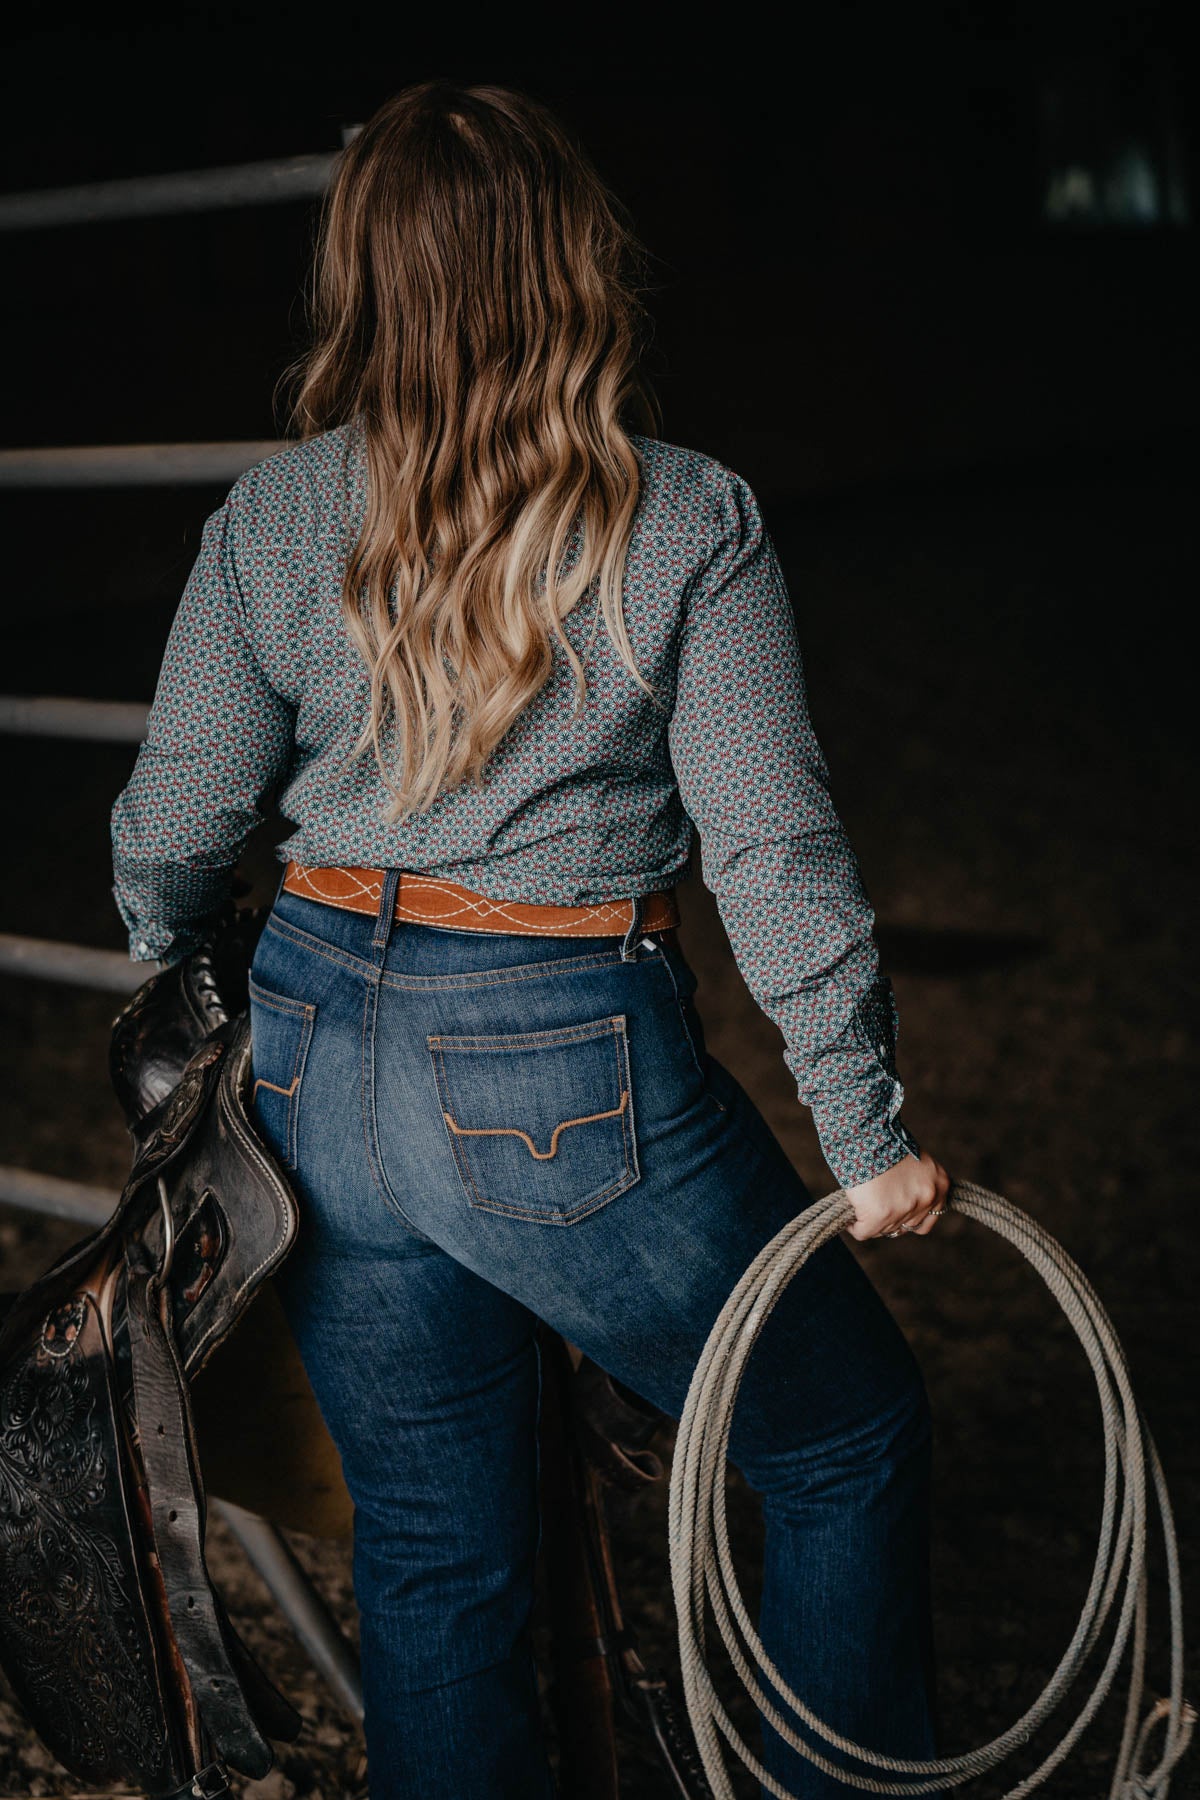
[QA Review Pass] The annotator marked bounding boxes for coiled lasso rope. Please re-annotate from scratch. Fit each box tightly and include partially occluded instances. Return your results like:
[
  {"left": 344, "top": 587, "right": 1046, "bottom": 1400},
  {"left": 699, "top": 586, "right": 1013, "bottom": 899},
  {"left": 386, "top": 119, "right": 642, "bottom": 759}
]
[{"left": 668, "top": 1181, "right": 1196, "bottom": 1799}]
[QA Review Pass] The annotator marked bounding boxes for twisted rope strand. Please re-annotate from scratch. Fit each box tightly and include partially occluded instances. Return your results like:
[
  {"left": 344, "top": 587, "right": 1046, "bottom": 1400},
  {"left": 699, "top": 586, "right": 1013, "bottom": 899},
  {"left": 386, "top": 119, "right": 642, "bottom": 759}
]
[{"left": 667, "top": 1182, "right": 1196, "bottom": 1800}]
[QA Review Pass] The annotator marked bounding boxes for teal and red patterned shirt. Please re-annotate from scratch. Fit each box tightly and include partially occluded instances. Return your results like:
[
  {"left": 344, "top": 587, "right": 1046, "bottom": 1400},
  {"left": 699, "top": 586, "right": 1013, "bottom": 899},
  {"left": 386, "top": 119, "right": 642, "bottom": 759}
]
[{"left": 110, "top": 420, "right": 920, "bottom": 1188}]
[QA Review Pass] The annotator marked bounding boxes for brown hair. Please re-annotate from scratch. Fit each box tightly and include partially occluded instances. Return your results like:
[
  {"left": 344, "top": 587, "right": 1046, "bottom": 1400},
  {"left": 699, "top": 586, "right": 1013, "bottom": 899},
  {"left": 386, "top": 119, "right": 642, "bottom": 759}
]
[{"left": 280, "top": 79, "right": 662, "bottom": 819}]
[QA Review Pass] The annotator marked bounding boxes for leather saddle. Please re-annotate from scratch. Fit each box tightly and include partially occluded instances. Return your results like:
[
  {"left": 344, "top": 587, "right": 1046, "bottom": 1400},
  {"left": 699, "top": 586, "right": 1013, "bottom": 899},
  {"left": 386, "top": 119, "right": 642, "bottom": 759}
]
[{"left": 0, "top": 902, "right": 302, "bottom": 1800}]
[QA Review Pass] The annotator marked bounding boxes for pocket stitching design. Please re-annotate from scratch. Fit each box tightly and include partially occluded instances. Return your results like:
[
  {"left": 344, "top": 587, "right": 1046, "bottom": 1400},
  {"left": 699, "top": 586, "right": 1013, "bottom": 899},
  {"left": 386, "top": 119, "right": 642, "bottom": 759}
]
[
  {"left": 440, "top": 1085, "right": 630, "bottom": 1161},
  {"left": 248, "top": 980, "right": 317, "bottom": 1169},
  {"left": 252, "top": 1073, "right": 302, "bottom": 1099},
  {"left": 427, "top": 1015, "right": 639, "bottom": 1224}
]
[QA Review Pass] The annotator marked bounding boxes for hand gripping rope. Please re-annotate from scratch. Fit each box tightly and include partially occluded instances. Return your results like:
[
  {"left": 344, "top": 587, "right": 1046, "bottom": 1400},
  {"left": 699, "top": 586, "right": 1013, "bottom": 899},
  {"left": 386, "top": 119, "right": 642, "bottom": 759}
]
[{"left": 668, "top": 1182, "right": 1196, "bottom": 1799}]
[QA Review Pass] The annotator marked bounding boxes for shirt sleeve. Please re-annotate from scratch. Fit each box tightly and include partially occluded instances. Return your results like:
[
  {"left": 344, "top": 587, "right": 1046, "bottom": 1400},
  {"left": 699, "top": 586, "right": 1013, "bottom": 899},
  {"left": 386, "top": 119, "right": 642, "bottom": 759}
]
[
  {"left": 666, "top": 466, "right": 922, "bottom": 1190},
  {"left": 110, "top": 492, "right": 295, "bottom": 964}
]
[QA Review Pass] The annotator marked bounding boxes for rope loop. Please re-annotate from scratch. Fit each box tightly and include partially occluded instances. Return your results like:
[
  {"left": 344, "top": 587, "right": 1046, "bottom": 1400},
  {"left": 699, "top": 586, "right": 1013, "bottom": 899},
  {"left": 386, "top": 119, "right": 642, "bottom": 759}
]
[{"left": 667, "top": 1181, "right": 1195, "bottom": 1799}]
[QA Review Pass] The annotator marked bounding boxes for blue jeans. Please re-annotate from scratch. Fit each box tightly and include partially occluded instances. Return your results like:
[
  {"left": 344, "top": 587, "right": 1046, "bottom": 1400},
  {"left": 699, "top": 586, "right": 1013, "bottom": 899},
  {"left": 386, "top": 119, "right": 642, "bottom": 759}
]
[{"left": 248, "top": 871, "right": 939, "bottom": 1799}]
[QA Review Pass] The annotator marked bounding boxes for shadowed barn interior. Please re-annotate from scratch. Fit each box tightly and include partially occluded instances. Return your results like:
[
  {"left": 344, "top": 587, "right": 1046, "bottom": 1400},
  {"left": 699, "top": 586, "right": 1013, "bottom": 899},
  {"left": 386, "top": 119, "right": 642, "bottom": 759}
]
[{"left": 0, "top": 7, "right": 1195, "bottom": 1796}]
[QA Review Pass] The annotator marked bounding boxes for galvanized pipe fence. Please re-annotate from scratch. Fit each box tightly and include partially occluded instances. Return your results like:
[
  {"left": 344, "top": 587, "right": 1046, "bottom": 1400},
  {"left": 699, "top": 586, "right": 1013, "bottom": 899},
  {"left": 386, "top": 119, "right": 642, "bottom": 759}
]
[
  {"left": 0, "top": 140, "right": 365, "bottom": 1727},
  {"left": 0, "top": 441, "right": 287, "bottom": 486}
]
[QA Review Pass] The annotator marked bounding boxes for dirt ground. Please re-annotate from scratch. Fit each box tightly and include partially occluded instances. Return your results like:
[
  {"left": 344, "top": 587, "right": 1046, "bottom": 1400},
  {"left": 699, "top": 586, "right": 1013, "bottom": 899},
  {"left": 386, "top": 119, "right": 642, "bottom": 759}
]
[{"left": 0, "top": 453, "right": 1195, "bottom": 1798}]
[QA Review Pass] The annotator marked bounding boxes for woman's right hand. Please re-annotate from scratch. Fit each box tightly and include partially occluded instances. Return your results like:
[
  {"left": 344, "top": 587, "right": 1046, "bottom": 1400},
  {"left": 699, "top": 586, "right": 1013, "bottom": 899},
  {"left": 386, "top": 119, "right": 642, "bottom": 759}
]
[{"left": 843, "top": 1149, "right": 951, "bottom": 1241}]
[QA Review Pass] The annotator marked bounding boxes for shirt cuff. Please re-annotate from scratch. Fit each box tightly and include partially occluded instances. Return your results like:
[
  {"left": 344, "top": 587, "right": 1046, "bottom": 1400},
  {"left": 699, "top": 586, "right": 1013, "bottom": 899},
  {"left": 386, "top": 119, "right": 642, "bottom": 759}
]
[
  {"left": 815, "top": 1089, "right": 922, "bottom": 1190},
  {"left": 112, "top": 859, "right": 232, "bottom": 964},
  {"left": 803, "top": 974, "right": 923, "bottom": 1189}
]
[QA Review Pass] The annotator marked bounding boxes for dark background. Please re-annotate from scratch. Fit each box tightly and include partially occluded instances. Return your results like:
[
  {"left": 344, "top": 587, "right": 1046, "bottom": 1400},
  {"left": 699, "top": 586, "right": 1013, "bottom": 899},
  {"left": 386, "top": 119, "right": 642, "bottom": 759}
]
[
  {"left": 3, "top": 3, "right": 1196, "bottom": 481},
  {"left": 1, "top": 5, "right": 1196, "bottom": 1797}
]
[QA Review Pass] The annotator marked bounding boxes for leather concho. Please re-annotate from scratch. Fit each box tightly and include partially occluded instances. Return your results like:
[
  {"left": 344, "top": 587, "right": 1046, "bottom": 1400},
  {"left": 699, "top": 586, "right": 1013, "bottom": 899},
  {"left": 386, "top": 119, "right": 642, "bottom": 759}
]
[{"left": 0, "top": 903, "right": 302, "bottom": 1797}]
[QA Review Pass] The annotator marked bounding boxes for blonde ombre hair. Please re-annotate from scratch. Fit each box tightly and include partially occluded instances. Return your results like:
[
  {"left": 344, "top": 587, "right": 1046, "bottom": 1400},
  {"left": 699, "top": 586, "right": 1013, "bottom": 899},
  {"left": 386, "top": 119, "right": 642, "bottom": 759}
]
[{"left": 280, "top": 80, "right": 663, "bottom": 820}]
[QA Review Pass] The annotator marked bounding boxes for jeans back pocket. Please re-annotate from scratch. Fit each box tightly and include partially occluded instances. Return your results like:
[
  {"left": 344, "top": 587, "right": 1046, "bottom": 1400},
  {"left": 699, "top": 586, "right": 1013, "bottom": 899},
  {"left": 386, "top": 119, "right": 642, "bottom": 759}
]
[
  {"left": 248, "top": 977, "right": 317, "bottom": 1171},
  {"left": 427, "top": 1014, "right": 639, "bottom": 1224}
]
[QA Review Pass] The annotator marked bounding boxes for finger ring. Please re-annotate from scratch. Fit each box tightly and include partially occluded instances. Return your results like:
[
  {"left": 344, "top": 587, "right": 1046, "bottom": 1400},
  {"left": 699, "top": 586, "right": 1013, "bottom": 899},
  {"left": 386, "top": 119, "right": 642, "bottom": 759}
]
[{"left": 928, "top": 1207, "right": 945, "bottom": 1219}]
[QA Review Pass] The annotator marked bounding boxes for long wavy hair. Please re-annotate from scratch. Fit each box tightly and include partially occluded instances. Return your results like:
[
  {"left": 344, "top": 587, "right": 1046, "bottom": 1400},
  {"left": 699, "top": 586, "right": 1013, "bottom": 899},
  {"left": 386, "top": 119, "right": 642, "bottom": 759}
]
[{"left": 279, "top": 79, "right": 662, "bottom": 820}]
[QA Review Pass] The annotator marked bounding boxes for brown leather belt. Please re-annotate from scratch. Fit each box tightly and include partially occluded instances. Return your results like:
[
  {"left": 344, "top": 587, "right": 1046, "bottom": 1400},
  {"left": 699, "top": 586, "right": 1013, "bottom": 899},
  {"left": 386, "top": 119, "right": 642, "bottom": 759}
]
[{"left": 281, "top": 860, "right": 681, "bottom": 938}]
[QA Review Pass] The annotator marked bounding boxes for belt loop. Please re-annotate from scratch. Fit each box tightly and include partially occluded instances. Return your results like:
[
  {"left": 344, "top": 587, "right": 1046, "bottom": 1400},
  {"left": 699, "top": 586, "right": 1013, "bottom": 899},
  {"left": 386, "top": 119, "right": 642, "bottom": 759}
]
[
  {"left": 372, "top": 867, "right": 403, "bottom": 962},
  {"left": 619, "top": 893, "right": 644, "bottom": 962}
]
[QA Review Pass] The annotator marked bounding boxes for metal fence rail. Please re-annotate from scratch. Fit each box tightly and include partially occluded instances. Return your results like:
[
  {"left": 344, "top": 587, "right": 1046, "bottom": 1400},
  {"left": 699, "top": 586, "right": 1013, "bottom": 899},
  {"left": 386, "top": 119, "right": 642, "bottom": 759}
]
[
  {"left": 0, "top": 441, "right": 285, "bottom": 486},
  {"left": 0, "top": 932, "right": 143, "bottom": 992},
  {"left": 0, "top": 696, "right": 148, "bottom": 740},
  {"left": 0, "top": 151, "right": 337, "bottom": 231},
  {"left": 0, "top": 1163, "right": 119, "bottom": 1226}
]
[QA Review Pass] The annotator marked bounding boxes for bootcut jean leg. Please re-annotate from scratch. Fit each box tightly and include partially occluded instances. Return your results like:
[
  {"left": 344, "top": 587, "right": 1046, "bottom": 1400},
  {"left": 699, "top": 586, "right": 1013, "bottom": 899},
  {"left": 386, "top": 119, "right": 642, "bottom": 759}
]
[
  {"left": 271, "top": 1233, "right": 554, "bottom": 1800},
  {"left": 746, "top": 1353, "right": 937, "bottom": 1794}
]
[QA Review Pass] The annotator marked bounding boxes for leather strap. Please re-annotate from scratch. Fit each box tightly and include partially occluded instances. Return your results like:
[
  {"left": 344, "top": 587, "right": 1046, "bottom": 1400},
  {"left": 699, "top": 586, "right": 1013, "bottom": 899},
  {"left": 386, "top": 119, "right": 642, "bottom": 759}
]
[
  {"left": 153, "top": 1764, "right": 232, "bottom": 1800},
  {"left": 125, "top": 1242, "right": 275, "bottom": 1779},
  {"left": 281, "top": 860, "right": 680, "bottom": 937}
]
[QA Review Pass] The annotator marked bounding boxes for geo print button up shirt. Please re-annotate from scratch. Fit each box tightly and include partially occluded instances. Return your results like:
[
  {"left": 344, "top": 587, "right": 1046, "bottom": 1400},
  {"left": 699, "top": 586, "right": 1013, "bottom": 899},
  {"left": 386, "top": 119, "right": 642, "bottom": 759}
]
[{"left": 110, "top": 421, "right": 920, "bottom": 1188}]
